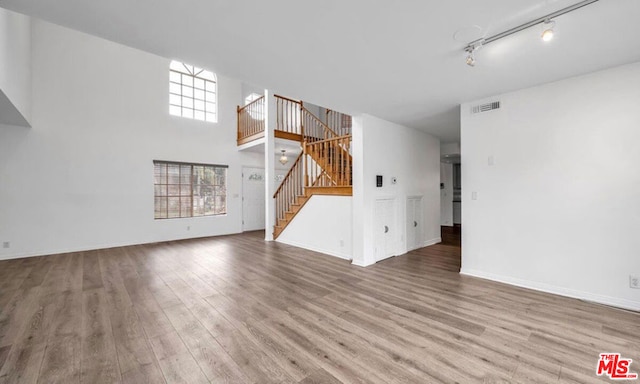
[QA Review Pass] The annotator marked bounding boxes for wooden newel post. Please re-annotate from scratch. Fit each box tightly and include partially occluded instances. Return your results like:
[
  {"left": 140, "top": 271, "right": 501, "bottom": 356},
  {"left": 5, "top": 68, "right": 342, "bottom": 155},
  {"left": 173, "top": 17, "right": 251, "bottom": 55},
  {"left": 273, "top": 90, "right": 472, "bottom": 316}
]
[
  {"left": 300, "top": 101, "right": 305, "bottom": 139},
  {"left": 236, "top": 105, "right": 241, "bottom": 140}
]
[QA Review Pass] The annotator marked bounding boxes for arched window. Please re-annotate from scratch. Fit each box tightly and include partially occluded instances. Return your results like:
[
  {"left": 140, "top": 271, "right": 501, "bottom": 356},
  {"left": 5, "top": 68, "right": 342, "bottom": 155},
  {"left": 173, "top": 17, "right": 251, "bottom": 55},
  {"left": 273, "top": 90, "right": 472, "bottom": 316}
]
[{"left": 169, "top": 60, "right": 217, "bottom": 123}]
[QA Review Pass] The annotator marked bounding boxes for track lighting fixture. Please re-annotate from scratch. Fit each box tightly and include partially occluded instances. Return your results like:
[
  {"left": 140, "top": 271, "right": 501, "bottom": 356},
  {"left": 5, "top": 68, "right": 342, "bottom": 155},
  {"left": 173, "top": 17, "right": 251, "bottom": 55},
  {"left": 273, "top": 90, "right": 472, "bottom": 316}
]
[
  {"left": 465, "top": 51, "right": 475, "bottom": 67},
  {"left": 464, "top": 40, "right": 483, "bottom": 67},
  {"left": 541, "top": 19, "right": 556, "bottom": 42},
  {"left": 462, "top": 0, "right": 598, "bottom": 66}
]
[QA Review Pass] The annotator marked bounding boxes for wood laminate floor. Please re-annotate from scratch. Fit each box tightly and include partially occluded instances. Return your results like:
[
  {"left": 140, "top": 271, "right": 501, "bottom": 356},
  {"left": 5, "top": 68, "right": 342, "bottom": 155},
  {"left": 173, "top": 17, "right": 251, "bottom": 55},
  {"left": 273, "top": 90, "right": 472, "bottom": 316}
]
[{"left": 0, "top": 231, "right": 638, "bottom": 383}]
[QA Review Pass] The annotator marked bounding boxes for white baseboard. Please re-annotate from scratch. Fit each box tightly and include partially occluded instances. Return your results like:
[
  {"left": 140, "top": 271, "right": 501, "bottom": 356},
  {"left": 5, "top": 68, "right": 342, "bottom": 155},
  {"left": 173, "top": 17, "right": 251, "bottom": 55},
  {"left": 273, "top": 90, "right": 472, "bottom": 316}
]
[
  {"left": 461, "top": 269, "right": 640, "bottom": 312},
  {"left": 351, "top": 259, "right": 375, "bottom": 267},
  {"left": 0, "top": 231, "right": 241, "bottom": 261},
  {"left": 422, "top": 237, "right": 442, "bottom": 247},
  {"left": 275, "top": 238, "right": 352, "bottom": 261}
]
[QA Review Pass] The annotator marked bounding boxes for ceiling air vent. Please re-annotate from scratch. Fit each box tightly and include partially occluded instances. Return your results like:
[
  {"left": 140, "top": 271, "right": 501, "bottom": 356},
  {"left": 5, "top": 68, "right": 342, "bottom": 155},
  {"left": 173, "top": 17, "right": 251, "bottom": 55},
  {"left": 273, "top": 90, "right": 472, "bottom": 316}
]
[{"left": 471, "top": 101, "right": 500, "bottom": 114}]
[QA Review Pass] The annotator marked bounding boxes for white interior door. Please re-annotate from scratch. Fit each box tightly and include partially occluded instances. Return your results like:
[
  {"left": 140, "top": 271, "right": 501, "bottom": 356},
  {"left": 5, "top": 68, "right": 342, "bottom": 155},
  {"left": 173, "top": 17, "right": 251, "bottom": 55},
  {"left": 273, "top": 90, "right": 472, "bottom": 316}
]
[
  {"left": 374, "top": 198, "right": 397, "bottom": 262},
  {"left": 406, "top": 196, "right": 423, "bottom": 251},
  {"left": 242, "top": 167, "right": 265, "bottom": 231}
]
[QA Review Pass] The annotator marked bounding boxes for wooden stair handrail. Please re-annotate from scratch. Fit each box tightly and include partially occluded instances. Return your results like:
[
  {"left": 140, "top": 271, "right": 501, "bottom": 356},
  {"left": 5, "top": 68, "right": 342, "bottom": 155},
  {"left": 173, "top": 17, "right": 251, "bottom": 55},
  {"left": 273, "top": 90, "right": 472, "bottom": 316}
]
[
  {"left": 273, "top": 151, "right": 304, "bottom": 198},
  {"left": 274, "top": 94, "right": 301, "bottom": 105},
  {"left": 301, "top": 105, "right": 340, "bottom": 139},
  {"left": 238, "top": 95, "right": 265, "bottom": 113}
]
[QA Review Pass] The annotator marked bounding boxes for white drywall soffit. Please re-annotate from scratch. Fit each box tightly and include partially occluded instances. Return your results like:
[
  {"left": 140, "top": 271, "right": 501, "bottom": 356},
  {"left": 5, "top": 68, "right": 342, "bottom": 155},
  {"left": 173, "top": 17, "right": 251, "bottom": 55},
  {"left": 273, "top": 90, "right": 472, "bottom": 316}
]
[
  {"left": 0, "top": 19, "right": 264, "bottom": 260},
  {"left": 461, "top": 61, "right": 640, "bottom": 311},
  {"left": 4, "top": 1, "right": 640, "bottom": 141}
]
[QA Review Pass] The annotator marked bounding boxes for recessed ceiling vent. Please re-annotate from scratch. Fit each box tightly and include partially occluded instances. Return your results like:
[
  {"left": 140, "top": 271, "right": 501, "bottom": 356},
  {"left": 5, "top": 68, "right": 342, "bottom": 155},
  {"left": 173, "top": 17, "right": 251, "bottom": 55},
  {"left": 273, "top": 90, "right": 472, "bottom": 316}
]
[{"left": 471, "top": 101, "right": 500, "bottom": 114}]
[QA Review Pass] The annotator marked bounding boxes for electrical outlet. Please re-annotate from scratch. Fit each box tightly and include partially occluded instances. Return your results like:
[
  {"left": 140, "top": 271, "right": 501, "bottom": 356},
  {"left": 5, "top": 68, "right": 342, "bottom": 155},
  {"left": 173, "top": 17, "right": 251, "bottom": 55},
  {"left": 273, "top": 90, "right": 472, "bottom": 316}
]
[
  {"left": 2, "top": 241, "right": 9, "bottom": 249},
  {"left": 630, "top": 275, "right": 640, "bottom": 289}
]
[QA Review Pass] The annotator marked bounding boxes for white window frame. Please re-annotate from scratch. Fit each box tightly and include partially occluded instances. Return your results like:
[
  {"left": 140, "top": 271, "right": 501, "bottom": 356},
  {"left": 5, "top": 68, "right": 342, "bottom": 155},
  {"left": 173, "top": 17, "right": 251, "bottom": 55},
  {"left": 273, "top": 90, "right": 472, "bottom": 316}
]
[{"left": 169, "top": 60, "right": 217, "bottom": 123}]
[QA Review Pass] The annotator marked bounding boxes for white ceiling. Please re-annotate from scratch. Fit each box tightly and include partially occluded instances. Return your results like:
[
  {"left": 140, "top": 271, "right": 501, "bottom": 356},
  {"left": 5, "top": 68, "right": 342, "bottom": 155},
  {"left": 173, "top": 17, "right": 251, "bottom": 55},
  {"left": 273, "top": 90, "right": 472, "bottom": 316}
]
[{"left": 3, "top": 0, "right": 640, "bottom": 141}]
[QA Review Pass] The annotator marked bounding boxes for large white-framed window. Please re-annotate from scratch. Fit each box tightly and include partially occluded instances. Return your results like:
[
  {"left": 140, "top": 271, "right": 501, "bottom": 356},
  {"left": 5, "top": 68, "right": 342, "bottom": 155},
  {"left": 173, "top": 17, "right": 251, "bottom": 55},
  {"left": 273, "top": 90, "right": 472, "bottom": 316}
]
[
  {"left": 169, "top": 60, "right": 217, "bottom": 123},
  {"left": 154, "top": 160, "right": 227, "bottom": 219}
]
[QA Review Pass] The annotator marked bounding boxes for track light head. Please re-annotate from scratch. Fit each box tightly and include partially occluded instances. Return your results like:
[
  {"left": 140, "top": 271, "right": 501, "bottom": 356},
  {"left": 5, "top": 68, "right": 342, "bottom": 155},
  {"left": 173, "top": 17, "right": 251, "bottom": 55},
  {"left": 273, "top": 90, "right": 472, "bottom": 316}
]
[
  {"left": 464, "top": 39, "right": 483, "bottom": 67},
  {"left": 541, "top": 19, "right": 556, "bottom": 42},
  {"left": 465, "top": 51, "right": 476, "bottom": 67}
]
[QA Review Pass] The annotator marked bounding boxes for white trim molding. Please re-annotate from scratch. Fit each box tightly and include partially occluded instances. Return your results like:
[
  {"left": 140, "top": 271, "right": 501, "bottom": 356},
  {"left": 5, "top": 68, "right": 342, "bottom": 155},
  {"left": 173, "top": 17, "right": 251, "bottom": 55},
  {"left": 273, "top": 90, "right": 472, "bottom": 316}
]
[{"left": 461, "top": 269, "right": 640, "bottom": 312}]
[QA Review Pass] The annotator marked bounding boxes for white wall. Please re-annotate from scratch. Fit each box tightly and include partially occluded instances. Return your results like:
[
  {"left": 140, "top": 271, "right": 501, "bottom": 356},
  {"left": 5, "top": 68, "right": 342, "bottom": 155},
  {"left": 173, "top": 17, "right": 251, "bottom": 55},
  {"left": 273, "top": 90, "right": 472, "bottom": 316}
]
[
  {"left": 352, "top": 114, "right": 441, "bottom": 267},
  {"left": 0, "top": 19, "right": 263, "bottom": 260},
  {"left": 277, "top": 195, "right": 352, "bottom": 260},
  {"left": 440, "top": 163, "right": 453, "bottom": 226},
  {"left": 0, "top": 8, "right": 31, "bottom": 126},
  {"left": 441, "top": 142, "right": 460, "bottom": 156},
  {"left": 461, "top": 62, "right": 640, "bottom": 311}
]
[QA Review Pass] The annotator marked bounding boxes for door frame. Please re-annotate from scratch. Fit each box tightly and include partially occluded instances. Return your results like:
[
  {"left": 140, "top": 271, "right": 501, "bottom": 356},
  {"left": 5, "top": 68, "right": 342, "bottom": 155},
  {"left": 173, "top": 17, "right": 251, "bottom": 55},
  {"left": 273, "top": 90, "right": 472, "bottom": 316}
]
[{"left": 241, "top": 166, "right": 266, "bottom": 232}]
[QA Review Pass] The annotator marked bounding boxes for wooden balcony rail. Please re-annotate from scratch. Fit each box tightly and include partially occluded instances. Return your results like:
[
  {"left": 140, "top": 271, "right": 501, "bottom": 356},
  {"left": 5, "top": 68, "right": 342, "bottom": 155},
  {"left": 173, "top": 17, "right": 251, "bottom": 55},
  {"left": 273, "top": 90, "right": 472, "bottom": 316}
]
[
  {"left": 237, "top": 96, "right": 265, "bottom": 144},
  {"left": 301, "top": 106, "right": 340, "bottom": 143},
  {"left": 305, "top": 135, "right": 352, "bottom": 187},
  {"left": 273, "top": 152, "right": 305, "bottom": 222},
  {"left": 326, "top": 109, "right": 352, "bottom": 137},
  {"left": 275, "top": 94, "right": 302, "bottom": 136}
]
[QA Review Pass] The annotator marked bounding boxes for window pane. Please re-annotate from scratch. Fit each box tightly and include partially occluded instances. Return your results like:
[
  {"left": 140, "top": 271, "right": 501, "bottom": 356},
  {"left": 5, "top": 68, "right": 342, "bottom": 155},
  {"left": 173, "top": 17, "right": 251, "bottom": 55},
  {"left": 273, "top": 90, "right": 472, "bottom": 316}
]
[
  {"left": 180, "top": 198, "right": 192, "bottom": 217},
  {"left": 182, "top": 86, "right": 193, "bottom": 98},
  {"left": 168, "top": 184, "right": 180, "bottom": 196},
  {"left": 194, "top": 89, "right": 204, "bottom": 100},
  {"left": 169, "top": 71, "right": 181, "bottom": 83},
  {"left": 169, "top": 94, "right": 181, "bottom": 106},
  {"left": 182, "top": 75, "right": 193, "bottom": 87},
  {"left": 167, "top": 197, "right": 180, "bottom": 218},
  {"left": 154, "top": 184, "right": 167, "bottom": 196},
  {"left": 215, "top": 195, "right": 226, "bottom": 214},
  {"left": 205, "top": 91, "right": 215, "bottom": 101},
  {"left": 182, "top": 108, "right": 194, "bottom": 119},
  {"left": 205, "top": 80, "right": 216, "bottom": 91},
  {"left": 169, "top": 82, "right": 181, "bottom": 94},
  {"left": 194, "top": 78, "right": 205, "bottom": 89},
  {"left": 155, "top": 197, "right": 167, "bottom": 219},
  {"left": 170, "top": 60, "right": 185, "bottom": 72},
  {"left": 205, "top": 102, "right": 214, "bottom": 112},
  {"left": 180, "top": 165, "right": 191, "bottom": 183},
  {"left": 154, "top": 163, "right": 167, "bottom": 184},
  {"left": 194, "top": 111, "right": 205, "bottom": 121},
  {"left": 182, "top": 97, "right": 193, "bottom": 109},
  {"left": 167, "top": 164, "right": 180, "bottom": 183},
  {"left": 169, "top": 105, "right": 181, "bottom": 116},
  {"left": 194, "top": 100, "right": 205, "bottom": 111},
  {"left": 200, "top": 70, "right": 215, "bottom": 81}
]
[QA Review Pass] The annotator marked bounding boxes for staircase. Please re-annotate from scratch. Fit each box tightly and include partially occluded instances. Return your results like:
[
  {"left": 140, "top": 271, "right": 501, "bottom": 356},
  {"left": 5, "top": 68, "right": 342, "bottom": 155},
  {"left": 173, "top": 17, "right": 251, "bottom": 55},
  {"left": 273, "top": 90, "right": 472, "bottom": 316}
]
[
  {"left": 236, "top": 94, "right": 352, "bottom": 239},
  {"left": 272, "top": 97, "right": 352, "bottom": 239}
]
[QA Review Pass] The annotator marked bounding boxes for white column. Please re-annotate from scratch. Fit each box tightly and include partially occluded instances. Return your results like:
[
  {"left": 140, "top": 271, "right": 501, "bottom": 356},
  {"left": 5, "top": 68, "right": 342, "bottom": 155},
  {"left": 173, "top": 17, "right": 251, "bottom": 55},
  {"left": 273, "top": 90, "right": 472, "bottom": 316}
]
[
  {"left": 264, "top": 89, "right": 276, "bottom": 241},
  {"left": 351, "top": 114, "right": 370, "bottom": 266}
]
